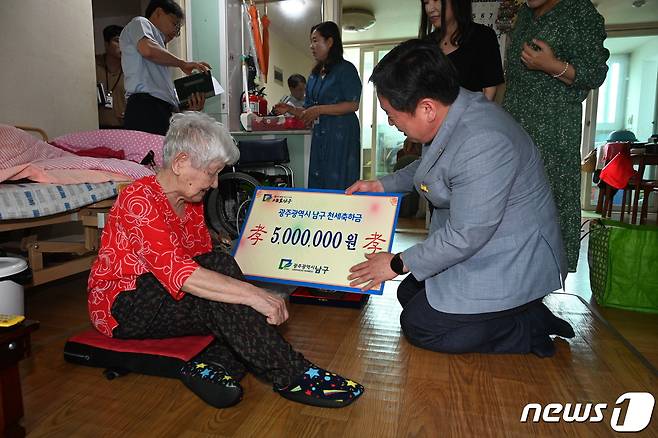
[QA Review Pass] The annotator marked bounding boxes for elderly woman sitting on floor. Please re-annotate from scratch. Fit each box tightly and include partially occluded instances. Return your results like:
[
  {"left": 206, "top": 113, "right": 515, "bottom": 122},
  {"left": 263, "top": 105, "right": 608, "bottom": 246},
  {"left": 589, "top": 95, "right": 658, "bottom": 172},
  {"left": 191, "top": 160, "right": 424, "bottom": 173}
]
[{"left": 87, "top": 111, "right": 363, "bottom": 408}]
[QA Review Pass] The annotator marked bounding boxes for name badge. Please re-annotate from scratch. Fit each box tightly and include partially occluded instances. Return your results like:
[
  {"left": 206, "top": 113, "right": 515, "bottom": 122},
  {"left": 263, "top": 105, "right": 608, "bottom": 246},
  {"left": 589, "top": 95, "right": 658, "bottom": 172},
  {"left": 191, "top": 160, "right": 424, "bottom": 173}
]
[{"left": 104, "top": 91, "right": 113, "bottom": 109}]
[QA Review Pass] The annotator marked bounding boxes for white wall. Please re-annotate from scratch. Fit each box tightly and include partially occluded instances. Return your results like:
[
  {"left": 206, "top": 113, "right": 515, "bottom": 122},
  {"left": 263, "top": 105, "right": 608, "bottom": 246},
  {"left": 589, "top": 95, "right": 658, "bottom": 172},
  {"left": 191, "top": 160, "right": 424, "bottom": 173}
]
[
  {"left": 0, "top": 0, "right": 98, "bottom": 138},
  {"left": 264, "top": 28, "right": 315, "bottom": 107}
]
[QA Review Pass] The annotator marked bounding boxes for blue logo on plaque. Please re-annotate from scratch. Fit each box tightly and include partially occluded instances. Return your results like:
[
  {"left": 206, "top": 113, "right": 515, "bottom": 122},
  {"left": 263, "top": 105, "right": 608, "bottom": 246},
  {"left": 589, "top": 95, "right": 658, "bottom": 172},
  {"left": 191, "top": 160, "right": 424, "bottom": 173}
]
[{"left": 278, "top": 258, "right": 293, "bottom": 269}]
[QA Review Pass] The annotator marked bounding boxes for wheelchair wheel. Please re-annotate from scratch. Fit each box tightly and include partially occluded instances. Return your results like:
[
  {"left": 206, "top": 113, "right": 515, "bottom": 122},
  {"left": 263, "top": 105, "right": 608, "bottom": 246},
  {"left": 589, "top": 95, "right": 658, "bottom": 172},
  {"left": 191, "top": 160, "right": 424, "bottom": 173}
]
[{"left": 205, "top": 172, "right": 260, "bottom": 239}]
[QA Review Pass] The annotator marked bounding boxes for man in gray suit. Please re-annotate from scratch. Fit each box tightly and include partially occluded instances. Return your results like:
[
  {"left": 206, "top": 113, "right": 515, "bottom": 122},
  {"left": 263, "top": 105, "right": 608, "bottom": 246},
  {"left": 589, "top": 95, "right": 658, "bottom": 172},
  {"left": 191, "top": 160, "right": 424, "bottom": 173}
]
[{"left": 347, "top": 39, "right": 574, "bottom": 357}]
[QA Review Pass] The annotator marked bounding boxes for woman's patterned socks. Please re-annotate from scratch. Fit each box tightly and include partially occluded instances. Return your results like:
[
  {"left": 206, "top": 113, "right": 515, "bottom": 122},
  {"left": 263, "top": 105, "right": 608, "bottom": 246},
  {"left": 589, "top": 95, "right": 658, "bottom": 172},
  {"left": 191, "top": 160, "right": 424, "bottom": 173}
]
[
  {"left": 180, "top": 361, "right": 364, "bottom": 409},
  {"left": 276, "top": 365, "right": 364, "bottom": 408},
  {"left": 179, "top": 360, "right": 243, "bottom": 408}
]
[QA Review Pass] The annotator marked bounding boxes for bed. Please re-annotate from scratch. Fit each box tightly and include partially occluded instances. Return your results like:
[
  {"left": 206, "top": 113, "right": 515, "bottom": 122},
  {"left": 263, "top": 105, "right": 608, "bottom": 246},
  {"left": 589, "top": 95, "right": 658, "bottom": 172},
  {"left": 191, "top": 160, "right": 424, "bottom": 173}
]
[{"left": 0, "top": 125, "right": 162, "bottom": 286}]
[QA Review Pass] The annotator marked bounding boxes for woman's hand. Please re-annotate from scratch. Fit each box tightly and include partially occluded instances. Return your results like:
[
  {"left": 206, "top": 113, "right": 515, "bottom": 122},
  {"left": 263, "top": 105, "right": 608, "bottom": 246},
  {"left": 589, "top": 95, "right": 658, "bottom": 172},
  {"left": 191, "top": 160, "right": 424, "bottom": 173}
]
[
  {"left": 521, "top": 39, "right": 562, "bottom": 74},
  {"left": 246, "top": 288, "right": 289, "bottom": 325},
  {"left": 345, "top": 179, "right": 384, "bottom": 195},
  {"left": 183, "top": 266, "right": 287, "bottom": 325},
  {"left": 301, "top": 106, "right": 322, "bottom": 125},
  {"left": 275, "top": 104, "right": 304, "bottom": 118},
  {"left": 348, "top": 252, "right": 398, "bottom": 291},
  {"left": 521, "top": 39, "right": 574, "bottom": 84}
]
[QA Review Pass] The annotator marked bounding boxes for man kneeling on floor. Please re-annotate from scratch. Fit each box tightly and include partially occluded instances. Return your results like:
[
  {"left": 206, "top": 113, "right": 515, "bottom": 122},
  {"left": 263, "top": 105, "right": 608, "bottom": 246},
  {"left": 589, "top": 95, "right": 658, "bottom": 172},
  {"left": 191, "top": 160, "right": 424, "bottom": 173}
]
[
  {"left": 347, "top": 39, "right": 574, "bottom": 358},
  {"left": 88, "top": 111, "right": 363, "bottom": 408}
]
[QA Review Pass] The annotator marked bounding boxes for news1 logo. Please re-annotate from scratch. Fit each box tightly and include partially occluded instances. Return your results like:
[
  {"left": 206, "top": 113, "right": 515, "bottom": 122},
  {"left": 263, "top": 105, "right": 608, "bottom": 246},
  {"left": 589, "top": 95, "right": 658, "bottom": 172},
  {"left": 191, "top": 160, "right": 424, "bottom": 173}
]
[{"left": 520, "top": 392, "right": 654, "bottom": 432}]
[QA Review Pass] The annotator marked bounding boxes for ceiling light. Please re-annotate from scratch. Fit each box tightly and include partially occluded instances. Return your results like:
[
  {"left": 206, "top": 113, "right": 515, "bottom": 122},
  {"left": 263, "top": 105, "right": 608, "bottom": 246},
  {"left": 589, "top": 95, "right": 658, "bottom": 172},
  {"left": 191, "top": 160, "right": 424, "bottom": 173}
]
[
  {"left": 342, "top": 8, "right": 376, "bottom": 32},
  {"left": 280, "top": 0, "right": 306, "bottom": 19}
]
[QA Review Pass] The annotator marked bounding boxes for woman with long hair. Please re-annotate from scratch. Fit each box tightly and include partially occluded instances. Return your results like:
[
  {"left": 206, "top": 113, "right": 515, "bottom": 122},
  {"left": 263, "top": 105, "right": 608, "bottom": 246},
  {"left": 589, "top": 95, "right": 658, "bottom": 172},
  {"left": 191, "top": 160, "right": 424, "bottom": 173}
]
[
  {"left": 280, "top": 21, "right": 362, "bottom": 189},
  {"left": 419, "top": 0, "right": 503, "bottom": 100}
]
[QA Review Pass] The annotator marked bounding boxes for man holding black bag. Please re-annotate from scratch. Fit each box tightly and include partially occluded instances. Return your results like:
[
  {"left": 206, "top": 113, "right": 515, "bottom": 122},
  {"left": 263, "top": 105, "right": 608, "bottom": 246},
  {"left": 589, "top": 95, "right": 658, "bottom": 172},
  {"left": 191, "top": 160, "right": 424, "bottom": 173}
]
[{"left": 121, "top": 0, "right": 209, "bottom": 135}]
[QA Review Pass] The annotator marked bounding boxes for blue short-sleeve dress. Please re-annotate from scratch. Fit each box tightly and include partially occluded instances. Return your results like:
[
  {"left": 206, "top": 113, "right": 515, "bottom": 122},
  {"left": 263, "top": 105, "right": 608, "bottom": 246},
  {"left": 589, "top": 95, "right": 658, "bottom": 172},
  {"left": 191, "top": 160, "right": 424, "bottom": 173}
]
[{"left": 305, "top": 59, "right": 362, "bottom": 190}]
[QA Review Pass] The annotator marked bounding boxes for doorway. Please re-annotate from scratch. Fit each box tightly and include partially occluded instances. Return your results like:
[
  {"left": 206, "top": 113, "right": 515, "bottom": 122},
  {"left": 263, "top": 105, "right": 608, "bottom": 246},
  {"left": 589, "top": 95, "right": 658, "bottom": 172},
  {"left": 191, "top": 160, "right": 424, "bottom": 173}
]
[
  {"left": 581, "top": 34, "right": 658, "bottom": 211},
  {"left": 345, "top": 44, "right": 406, "bottom": 180}
]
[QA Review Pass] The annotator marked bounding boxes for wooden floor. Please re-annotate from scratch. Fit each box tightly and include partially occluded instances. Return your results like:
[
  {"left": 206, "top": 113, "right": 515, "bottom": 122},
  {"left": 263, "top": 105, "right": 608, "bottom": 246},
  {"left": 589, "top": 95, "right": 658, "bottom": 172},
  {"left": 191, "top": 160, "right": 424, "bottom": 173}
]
[{"left": 19, "top": 269, "right": 658, "bottom": 437}]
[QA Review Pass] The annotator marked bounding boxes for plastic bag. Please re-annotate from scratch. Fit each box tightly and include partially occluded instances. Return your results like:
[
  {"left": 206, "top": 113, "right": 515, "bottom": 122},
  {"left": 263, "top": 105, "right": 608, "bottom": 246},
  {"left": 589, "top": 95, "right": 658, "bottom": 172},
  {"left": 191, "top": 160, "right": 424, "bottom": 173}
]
[
  {"left": 588, "top": 219, "right": 658, "bottom": 313},
  {"left": 599, "top": 152, "right": 636, "bottom": 189}
]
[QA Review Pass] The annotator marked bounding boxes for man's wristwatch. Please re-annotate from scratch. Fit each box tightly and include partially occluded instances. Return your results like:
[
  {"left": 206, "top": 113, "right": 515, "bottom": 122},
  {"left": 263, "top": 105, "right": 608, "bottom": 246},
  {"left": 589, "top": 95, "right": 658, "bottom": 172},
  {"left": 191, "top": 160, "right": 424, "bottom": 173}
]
[{"left": 390, "top": 252, "right": 405, "bottom": 275}]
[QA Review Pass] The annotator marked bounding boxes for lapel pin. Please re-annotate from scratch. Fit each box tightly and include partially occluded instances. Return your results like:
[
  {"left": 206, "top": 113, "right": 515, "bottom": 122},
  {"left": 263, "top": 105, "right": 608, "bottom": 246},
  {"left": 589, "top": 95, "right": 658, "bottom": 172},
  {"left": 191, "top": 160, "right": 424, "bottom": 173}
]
[{"left": 420, "top": 183, "right": 428, "bottom": 193}]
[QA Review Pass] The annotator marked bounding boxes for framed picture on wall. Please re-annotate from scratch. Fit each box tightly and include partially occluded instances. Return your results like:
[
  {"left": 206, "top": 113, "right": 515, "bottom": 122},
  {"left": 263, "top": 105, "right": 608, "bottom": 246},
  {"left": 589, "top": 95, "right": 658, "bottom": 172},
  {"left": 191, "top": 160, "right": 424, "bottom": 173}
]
[
  {"left": 472, "top": 0, "right": 508, "bottom": 64},
  {"left": 274, "top": 67, "right": 284, "bottom": 86}
]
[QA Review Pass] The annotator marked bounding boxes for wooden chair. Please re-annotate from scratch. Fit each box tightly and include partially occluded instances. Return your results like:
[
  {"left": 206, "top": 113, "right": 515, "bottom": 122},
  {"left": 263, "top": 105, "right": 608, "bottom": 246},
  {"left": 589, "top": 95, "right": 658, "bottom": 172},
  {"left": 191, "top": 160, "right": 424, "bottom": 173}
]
[
  {"left": 597, "top": 182, "right": 616, "bottom": 218},
  {"left": 594, "top": 142, "right": 633, "bottom": 218},
  {"left": 619, "top": 177, "right": 655, "bottom": 224},
  {"left": 596, "top": 144, "right": 658, "bottom": 224},
  {"left": 628, "top": 150, "right": 658, "bottom": 224},
  {"left": 640, "top": 182, "right": 658, "bottom": 225}
]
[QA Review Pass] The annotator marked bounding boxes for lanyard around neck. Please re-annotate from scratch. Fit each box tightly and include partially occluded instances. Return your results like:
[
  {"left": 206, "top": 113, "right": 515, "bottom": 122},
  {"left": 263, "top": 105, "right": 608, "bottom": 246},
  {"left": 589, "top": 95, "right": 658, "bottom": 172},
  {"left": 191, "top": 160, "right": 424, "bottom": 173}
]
[
  {"left": 310, "top": 74, "right": 327, "bottom": 105},
  {"left": 104, "top": 55, "right": 123, "bottom": 93}
]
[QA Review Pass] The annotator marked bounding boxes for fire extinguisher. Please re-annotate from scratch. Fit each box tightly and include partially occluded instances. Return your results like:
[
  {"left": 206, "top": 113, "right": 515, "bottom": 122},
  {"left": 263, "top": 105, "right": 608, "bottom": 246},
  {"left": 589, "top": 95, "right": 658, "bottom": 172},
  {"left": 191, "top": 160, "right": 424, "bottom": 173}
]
[{"left": 241, "top": 87, "right": 268, "bottom": 117}]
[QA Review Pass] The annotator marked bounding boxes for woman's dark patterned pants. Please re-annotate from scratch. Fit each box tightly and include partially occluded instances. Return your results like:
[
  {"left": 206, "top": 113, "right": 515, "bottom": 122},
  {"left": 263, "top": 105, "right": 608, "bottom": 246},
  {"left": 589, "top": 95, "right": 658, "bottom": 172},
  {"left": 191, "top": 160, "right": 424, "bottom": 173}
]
[{"left": 111, "top": 250, "right": 310, "bottom": 388}]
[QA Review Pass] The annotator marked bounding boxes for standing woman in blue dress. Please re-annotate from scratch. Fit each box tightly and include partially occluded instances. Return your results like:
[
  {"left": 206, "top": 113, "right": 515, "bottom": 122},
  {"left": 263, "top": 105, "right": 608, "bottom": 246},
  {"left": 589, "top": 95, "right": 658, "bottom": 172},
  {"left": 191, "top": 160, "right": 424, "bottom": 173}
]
[{"left": 282, "top": 21, "right": 362, "bottom": 190}]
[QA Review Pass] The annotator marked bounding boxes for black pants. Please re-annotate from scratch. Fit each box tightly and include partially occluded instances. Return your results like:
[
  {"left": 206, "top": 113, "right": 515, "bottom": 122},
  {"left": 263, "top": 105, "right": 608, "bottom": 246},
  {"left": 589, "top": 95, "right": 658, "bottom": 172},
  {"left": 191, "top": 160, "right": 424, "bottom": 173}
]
[
  {"left": 397, "top": 274, "right": 546, "bottom": 354},
  {"left": 123, "top": 93, "right": 175, "bottom": 136},
  {"left": 111, "top": 250, "right": 310, "bottom": 387}
]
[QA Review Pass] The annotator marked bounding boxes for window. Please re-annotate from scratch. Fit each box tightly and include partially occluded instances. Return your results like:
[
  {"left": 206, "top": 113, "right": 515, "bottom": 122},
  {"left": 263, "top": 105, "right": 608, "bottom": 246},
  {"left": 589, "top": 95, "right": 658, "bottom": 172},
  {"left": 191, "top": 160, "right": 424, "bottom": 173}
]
[{"left": 596, "top": 54, "right": 629, "bottom": 134}]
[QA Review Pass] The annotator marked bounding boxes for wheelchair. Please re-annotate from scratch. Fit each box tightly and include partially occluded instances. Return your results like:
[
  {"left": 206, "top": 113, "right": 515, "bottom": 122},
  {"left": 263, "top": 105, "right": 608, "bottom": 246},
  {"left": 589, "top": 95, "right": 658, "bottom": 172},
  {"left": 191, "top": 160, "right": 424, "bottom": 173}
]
[{"left": 204, "top": 138, "right": 294, "bottom": 239}]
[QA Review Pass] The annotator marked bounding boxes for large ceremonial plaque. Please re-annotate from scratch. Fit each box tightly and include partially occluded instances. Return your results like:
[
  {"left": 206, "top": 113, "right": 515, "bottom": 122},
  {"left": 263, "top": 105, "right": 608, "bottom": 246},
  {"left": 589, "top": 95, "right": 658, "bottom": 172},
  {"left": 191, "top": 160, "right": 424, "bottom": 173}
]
[{"left": 232, "top": 187, "right": 401, "bottom": 294}]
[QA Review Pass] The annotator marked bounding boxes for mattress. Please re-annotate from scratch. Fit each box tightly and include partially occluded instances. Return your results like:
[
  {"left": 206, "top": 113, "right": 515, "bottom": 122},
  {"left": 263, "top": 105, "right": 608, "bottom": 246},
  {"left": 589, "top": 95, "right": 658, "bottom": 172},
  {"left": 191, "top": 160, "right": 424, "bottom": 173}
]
[{"left": 0, "top": 181, "right": 118, "bottom": 220}]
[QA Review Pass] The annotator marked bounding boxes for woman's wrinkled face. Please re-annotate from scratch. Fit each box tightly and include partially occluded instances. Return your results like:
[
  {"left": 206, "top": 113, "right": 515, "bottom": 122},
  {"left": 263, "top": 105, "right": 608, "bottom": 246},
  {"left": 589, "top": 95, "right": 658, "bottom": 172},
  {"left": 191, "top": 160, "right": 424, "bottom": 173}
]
[
  {"left": 179, "top": 157, "right": 223, "bottom": 203},
  {"left": 309, "top": 30, "right": 332, "bottom": 63}
]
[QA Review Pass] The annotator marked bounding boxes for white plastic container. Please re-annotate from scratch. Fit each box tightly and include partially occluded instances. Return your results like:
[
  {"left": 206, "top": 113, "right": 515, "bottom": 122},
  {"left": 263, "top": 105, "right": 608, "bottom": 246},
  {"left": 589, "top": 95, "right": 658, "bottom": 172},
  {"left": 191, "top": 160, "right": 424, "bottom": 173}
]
[{"left": 0, "top": 257, "right": 28, "bottom": 315}]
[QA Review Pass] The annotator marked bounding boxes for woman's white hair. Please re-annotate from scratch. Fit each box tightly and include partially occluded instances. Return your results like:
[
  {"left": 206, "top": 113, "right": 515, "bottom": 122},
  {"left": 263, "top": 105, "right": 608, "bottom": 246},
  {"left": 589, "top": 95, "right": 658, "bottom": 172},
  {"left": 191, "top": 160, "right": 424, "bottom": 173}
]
[{"left": 162, "top": 111, "right": 240, "bottom": 169}]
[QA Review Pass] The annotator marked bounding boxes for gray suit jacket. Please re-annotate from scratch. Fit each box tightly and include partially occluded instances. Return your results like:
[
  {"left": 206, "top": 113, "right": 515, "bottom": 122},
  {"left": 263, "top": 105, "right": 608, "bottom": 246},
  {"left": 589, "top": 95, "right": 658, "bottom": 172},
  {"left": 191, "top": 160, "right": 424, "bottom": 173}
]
[{"left": 380, "top": 89, "right": 567, "bottom": 314}]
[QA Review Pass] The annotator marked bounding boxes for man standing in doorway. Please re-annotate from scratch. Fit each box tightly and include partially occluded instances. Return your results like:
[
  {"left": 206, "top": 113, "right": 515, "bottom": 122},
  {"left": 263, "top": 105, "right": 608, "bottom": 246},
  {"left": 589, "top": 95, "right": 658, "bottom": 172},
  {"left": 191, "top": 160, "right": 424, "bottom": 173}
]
[
  {"left": 121, "top": 0, "right": 210, "bottom": 135},
  {"left": 96, "top": 25, "right": 126, "bottom": 128}
]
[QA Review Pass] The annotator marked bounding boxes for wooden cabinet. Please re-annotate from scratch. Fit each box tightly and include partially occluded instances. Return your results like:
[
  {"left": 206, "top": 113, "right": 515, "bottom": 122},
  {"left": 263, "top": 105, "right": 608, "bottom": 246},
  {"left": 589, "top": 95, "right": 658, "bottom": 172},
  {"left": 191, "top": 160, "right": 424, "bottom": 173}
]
[{"left": 0, "top": 320, "right": 39, "bottom": 438}]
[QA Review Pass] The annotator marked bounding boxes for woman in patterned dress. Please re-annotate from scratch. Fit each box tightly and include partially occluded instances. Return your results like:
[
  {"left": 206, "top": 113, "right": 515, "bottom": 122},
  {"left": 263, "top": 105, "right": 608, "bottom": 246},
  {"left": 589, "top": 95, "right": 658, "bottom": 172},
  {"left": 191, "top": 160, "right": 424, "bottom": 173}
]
[
  {"left": 87, "top": 112, "right": 363, "bottom": 408},
  {"left": 502, "top": 0, "right": 609, "bottom": 271}
]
